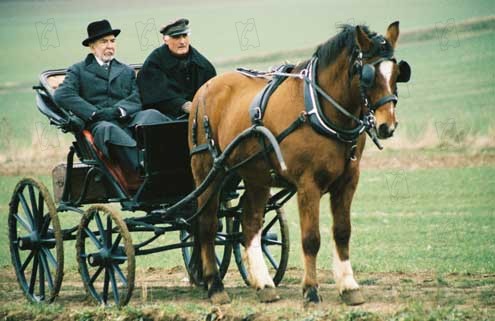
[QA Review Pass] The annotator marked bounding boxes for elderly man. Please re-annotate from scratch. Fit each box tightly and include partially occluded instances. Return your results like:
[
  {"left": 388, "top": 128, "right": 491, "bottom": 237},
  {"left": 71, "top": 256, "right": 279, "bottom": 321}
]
[
  {"left": 137, "top": 18, "right": 216, "bottom": 119},
  {"left": 54, "top": 19, "right": 167, "bottom": 177}
]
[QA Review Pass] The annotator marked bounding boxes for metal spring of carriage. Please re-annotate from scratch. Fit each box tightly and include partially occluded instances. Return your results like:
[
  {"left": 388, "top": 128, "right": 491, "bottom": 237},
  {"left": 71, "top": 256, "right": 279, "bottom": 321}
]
[{"left": 7, "top": 66, "right": 295, "bottom": 306}]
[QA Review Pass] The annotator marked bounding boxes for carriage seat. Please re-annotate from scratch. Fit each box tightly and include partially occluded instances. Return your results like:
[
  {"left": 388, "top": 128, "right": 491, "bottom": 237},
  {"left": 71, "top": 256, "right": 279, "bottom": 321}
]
[{"left": 81, "top": 130, "right": 143, "bottom": 193}]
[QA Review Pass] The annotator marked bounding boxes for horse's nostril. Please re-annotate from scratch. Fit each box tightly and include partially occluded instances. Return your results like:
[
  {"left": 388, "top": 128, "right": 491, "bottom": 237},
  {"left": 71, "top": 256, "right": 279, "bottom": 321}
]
[
  {"left": 378, "top": 124, "right": 395, "bottom": 138},
  {"left": 378, "top": 124, "right": 389, "bottom": 137}
]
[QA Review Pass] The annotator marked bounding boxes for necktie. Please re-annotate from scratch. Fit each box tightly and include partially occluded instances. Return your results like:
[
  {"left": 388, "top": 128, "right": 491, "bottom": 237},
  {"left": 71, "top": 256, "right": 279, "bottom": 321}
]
[{"left": 102, "top": 63, "right": 110, "bottom": 71}]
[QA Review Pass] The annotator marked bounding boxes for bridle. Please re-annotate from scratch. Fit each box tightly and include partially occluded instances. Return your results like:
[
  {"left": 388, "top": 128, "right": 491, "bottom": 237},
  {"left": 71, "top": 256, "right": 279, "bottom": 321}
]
[{"left": 272, "top": 34, "right": 411, "bottom": 152}]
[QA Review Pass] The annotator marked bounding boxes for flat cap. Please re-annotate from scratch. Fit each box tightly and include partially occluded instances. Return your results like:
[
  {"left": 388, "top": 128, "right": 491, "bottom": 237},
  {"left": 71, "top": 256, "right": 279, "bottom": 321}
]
[{"left": 160, "top": 18, "right": 190, "bottom": 36}]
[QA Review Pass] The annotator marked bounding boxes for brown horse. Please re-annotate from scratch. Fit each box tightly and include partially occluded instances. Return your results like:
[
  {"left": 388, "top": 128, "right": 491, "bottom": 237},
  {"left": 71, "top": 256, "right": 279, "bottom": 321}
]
[{"left": 188, "top": 21, "right": 411, "bottom": 305}]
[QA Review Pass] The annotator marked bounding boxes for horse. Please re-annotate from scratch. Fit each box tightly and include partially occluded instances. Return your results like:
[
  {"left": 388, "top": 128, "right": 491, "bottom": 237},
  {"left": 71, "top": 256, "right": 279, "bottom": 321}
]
[{"left": 188, "top": 21, "right": 411, "bottom": 305}]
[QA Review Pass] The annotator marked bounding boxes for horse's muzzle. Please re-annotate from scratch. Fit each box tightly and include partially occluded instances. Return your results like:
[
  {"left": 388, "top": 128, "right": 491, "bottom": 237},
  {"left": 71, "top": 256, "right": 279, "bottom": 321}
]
[{"left": 377, "top": 122, "right": 398, "bottom": 139}]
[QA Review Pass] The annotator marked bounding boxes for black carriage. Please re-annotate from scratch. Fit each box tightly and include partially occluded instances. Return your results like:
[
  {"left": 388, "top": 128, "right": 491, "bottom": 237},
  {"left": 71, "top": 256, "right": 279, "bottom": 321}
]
[{"left": 7, "top": 66, "right": 293, "bottom": 306}]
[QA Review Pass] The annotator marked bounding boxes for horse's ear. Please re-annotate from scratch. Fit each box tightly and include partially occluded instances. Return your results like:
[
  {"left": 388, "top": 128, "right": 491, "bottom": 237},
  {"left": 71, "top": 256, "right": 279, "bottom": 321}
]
[
  {"left": 386, "top": 21, "right": 400, "bottom": 48},
  {"left": 355, "top": 25, "right": 373, "bottom": 52}
]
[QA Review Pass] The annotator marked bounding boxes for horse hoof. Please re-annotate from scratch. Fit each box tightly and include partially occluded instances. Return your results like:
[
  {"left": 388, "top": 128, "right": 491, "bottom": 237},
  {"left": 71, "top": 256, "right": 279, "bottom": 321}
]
[
  {"left": 257, "top": 287, "right": 280, "bottom": 303},
  {"left": 303, "top": 286, "right": 322, "bottom": 304},
  {"left": 210, "top": 291, "right": 231, "bottom": 305},
  {"left": 340, "top": 289, "right": 365, "bottom": 306}
]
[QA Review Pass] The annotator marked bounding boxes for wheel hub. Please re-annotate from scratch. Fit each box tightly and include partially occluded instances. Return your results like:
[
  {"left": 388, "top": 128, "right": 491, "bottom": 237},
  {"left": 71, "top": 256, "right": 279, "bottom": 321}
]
[
  {"left": 18, "top": 233, "right": 40, "bottom": 250},
  {"left": 87, "top": 246, "right": 126, "bottom": 267}
]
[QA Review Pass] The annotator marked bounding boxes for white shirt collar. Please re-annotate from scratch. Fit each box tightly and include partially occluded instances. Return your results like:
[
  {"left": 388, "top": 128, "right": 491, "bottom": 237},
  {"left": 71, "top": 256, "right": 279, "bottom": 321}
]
[{"left": 93, "top": 54, "right": 113, "bottom": 66}]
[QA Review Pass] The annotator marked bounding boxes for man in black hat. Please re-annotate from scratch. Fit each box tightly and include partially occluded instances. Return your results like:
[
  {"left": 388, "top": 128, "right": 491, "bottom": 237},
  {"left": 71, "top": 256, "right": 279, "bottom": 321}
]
[
  {"left": 137, "top": 18, "right": 216, "bottom": 119},
  {"left": 54, "top": 19, "right": 167, "bottom": 179}
]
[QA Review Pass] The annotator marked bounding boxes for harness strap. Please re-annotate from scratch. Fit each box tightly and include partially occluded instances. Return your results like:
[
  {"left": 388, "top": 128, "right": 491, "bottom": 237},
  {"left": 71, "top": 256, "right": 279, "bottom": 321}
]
[
  {"left": 227, "top": 114, "right": 307, "bottom": 172},
  {"left": 370, "top": 94, "right": 398, "bottom": 111},
  {"left": 277, "top": 112, "right": 307, "bottom": 143},
  {"left": 304, "top": 57, "right": 366, "bottom": 143},
  {"left": 245, "top": 64, "right": 295, "bottom": 125},
  {"left": 190, "top": 144, "right": 209, "bottom": 155}
]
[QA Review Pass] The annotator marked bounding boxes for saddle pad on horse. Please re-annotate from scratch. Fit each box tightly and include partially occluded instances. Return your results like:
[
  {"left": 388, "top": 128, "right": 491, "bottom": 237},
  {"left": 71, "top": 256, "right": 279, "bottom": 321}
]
[{"left": 236, "top": 64, "right": 294, "bottom": 125}]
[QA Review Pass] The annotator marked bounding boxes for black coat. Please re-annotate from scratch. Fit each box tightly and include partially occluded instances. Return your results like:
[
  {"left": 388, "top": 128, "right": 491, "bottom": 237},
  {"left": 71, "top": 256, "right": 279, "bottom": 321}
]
[
  {"left": 137, "top": 45, "right": 216, "bottom": 118},
  {"left": 54, "top": 54, "right": 167, "bottom": 157}
]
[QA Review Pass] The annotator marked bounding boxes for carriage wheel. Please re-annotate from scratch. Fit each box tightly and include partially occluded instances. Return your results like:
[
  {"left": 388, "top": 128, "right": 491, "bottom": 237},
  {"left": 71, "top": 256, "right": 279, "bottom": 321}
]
[
  {"left": 76, "top": 205, "right": 135, "bottom": 306},
  {"left": 180, "top": 211, "right": 233, "bottom": 286},
  {"left": 8, "top": 177, "right": 64, "bottom": 303},
  {"left": 233, "top": 207, "right": 290, "bottom": 286}
]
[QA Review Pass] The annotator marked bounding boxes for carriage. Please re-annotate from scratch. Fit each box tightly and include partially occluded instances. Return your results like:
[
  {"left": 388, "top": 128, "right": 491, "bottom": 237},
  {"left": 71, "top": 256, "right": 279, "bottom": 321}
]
[{"left": 7, "top": 65, "right": 292, "bottom": 306}]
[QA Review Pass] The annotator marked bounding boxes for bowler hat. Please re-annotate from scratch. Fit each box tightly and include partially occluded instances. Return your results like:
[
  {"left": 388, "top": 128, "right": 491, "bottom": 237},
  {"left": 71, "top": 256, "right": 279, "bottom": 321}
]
[
  {"left": 82, "top": 19, "right": 120, "bottom": 46},
  {"left": 160, "top": 18, "right": 190, "bottom": 36}
]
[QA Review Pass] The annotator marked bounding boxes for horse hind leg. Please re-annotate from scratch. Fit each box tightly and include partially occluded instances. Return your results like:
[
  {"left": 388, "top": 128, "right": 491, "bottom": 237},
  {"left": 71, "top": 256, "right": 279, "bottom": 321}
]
[
  {"left": 242, "top": 182, "right": 280, "bottom": 302},
  {"left": 191, "top": 156, "right": 230, "bottom": 304}
]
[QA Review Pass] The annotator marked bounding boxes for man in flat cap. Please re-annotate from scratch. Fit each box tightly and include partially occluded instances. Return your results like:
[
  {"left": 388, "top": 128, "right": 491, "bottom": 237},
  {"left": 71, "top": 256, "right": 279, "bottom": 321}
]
[
  {"left": 54, "top": 19, "right": 167, "bottom": 180},
  {"left": 137, "top": 18, "right": 216, "bottom": 119}
]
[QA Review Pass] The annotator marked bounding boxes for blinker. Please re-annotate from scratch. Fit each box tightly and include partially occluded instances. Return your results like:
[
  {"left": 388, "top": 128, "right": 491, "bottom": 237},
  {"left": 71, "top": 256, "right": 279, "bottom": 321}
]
[
  {"left": 397, "top": 60, "right": 411, "bottom": 83},
  {"left": 360, "top": 64, "right": 375, "bottom": 88}
]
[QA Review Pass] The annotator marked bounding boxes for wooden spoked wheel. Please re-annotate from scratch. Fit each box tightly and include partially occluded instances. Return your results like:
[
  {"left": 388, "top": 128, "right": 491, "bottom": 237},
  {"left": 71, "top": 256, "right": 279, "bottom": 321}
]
[
  {"left": 76, "top": 205, "right": 135, "bottom": 306},
  {"left": 8, "top": 177, "right": 64, "bottom": 303}
]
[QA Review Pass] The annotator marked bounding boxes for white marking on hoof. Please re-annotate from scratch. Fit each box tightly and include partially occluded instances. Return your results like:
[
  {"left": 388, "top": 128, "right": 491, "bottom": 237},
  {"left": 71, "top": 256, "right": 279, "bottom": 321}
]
[
  {"left": 333, "top": 248, "right": 359, "bottom": 294},
  {"left": 245, "top": 229, "right": 275, "bottom": 289}
]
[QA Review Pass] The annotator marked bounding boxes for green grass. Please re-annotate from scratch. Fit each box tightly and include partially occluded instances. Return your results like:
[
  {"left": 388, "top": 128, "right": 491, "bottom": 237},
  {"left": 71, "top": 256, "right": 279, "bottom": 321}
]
[
  {"left": 1, "top": 0, "right": 493, "bottom": 84},
  {"left": 1, "top": 166, "right": 493, "bottom": 274},
  {"left": 286, "top": 166, "right": 495, "bottom": 273}
]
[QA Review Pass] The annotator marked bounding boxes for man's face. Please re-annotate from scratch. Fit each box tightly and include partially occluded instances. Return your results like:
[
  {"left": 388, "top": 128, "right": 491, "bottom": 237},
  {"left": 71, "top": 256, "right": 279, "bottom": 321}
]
[
  {"left": 90, "top": 35, "right": 116, "bottom": 62},
  {"left": 164, "top": 33, "right": 190, "bottom": 56}
]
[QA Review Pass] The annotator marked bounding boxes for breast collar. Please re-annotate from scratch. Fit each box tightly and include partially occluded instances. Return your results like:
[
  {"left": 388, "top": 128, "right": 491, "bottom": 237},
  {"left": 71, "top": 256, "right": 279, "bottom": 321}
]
[{"left": 303, "top": 57, "right": 368, "bottom": 144}]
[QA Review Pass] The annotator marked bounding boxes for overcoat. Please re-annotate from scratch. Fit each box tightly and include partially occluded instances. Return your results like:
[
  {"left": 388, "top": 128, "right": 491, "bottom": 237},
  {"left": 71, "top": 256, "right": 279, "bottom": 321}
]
[
  {"left": 54, "top": 54, "right": 166, "bottom": 157},
  {"left": 137, "top": 45, "right": 216, "bottom": 118}
]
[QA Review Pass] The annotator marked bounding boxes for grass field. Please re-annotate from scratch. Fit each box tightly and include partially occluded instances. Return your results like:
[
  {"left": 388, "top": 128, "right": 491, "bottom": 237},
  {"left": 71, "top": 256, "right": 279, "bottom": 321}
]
[
  {"left": 0, "top": 1, "right": 494, "bottom": 150},
  {"left": 1, "top": 165, "right": 493, "bottom": 273},
  {"left": 0, "top": 1, "right": 494, "bottom": 320}
]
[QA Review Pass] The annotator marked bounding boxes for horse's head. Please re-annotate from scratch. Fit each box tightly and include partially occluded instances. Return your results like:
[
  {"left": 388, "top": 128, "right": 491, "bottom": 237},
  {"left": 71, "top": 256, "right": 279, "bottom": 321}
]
[{"left": 354, "top": 21, "right": 411, "bottom": 139}]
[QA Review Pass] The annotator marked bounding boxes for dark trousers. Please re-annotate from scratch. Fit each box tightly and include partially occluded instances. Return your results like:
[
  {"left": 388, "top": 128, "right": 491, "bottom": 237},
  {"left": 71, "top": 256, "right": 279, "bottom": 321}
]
[{"left": 92, "top": 109, "right": 169, "bottom": 171}]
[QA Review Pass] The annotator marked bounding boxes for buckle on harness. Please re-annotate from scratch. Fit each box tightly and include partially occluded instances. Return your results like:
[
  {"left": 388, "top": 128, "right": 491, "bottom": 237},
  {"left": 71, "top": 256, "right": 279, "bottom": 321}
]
[
  {"left": 298, "top": 69, "right": 307, "bottom": 79},
  {"left": 363, "top": 112, "right": 376, "bottom": 129},
  {"left": 298, "top": 111, "right": 308, "bottom": 122},
  {"left": 349, "top": 144, "right": 357, "bottom": 161},
  {"left": 253, "top": 106, "right": 262, "bottom": 121}
]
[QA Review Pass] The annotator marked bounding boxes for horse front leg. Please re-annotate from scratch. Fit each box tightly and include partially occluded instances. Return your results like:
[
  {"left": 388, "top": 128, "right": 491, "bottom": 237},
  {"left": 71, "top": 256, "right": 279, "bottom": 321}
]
[
  {"left": 242, "top": 182, "right": 280, "bottom": 302},
  {"left": 297, "top": 180, "right": 322, "bottom": 304},
  {"left": 330, "top": 173, "right": 365, "bottom": 306}
]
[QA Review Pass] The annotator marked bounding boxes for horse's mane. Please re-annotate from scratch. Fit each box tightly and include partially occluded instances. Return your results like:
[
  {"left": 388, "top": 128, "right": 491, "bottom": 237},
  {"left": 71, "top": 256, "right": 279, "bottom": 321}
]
[{"left": 293, "top": 24, "right": 378, "bottom": 72}]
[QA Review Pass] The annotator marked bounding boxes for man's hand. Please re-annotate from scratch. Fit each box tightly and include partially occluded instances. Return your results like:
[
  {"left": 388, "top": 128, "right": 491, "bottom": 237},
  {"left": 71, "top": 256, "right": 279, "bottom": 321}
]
[
  {"left": 90, "top": 107, "right": 121, "bottom": 122},
  {"left": 181, "top": 101, "right": 192, "bottom": 114}
]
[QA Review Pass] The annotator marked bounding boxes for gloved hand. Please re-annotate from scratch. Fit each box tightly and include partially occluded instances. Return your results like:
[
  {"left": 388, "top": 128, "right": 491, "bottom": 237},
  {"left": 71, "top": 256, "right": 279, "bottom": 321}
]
[
  {"left": 90, "top": 107, "right": 121, "bottom": 122},
  {"left": 181, "top": 101, "right": 192, "bottom": 114}
]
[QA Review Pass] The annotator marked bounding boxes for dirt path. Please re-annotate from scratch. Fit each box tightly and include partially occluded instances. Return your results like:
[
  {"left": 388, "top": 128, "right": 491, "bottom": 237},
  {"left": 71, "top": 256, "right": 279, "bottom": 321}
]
[{"left": 0, "top": 266, "right": 493, "bottom": 320}]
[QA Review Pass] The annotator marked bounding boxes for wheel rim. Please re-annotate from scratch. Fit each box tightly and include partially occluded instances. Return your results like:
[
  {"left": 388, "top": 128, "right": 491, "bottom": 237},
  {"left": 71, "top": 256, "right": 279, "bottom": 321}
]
[
  {"left": 180, "top": 214, "right": 233, "bottom": 285},
  {"left": 76, "top": 205, "right": 135, "bottom": 306},
  {"left": 8, "top": 177, "right": 63, "bottom": 303}
]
